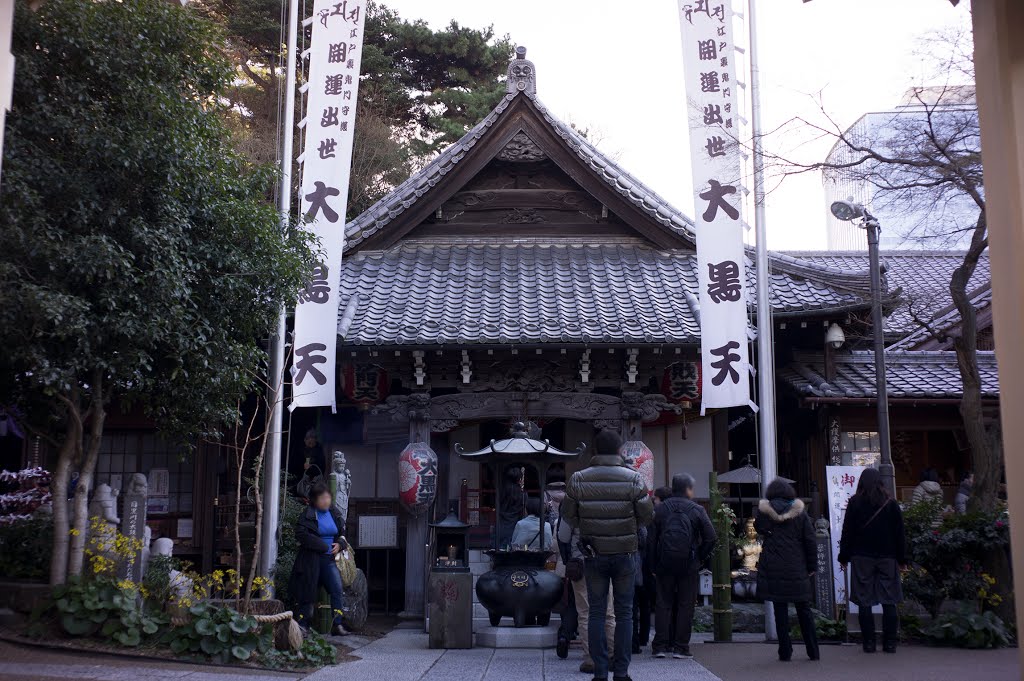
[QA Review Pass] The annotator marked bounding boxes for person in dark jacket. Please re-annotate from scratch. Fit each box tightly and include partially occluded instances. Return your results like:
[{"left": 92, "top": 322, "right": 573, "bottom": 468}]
[
  {"left": 289, "top": 481, "right": 349, "bottom": 636},
  {"left": 563, "top": 429, "right": 654, "bottom": 681},
  {"left": 755, "top": 478, "right": 819, "bottom": 662},
  {"left": 650, "top": 473, "right": 716, "bottom": 660},
  {"left": 838, "top": 467, "right": 906, "bottom": 653}
]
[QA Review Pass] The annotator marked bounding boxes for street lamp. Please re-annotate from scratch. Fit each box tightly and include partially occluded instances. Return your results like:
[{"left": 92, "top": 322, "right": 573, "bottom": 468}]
[{"left": 830, "top": 200, "right": 896, "bottom": 498}]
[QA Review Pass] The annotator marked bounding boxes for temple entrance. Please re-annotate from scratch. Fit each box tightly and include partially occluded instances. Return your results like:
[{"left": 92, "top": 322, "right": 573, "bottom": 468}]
[{"left": 453, "top": 417, "right": 593, "bottom": 549}]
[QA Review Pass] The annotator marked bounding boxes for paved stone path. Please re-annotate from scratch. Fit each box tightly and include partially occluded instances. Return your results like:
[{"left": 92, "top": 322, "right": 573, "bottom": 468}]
[{"left": 304, "top": 628, "right": 723, "bottom": 681}]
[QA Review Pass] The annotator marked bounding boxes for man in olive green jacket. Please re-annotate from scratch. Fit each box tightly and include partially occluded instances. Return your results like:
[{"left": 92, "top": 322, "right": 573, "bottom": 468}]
[{"left": 563, "top": 429, "right": 653, "bottom": 681}]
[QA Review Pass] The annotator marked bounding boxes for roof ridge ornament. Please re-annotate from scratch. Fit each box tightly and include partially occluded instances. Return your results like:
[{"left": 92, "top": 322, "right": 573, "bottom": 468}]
[{"left": 507, "top": 45, "right": 536, "bottom": 95}]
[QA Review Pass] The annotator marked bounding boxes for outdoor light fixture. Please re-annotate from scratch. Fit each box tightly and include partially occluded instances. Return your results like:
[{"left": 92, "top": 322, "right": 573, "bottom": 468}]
[
  {"left": 825, "top": 323, "right": 846, "bottom": 349},
  {"left": 829, "top": 197, "right": 895, "bottom": 497},
  {"left": 830, "top": 199, "right": 866, "bottom": 223}
]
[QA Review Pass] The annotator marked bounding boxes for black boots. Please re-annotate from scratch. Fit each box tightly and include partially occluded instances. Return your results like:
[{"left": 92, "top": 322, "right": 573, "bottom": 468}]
[
  {"left": 859, "top": 605, "right": 898, "bottom": 653},
  {"left": 882, "top": 605, "right": 899, "bottom": 653},
  {"left": 859, "top": 609, "right": 876, "bottom": 653}
]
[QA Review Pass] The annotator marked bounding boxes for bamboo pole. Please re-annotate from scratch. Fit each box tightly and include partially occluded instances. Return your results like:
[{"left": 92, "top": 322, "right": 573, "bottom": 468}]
[{"left": 710, "top": 472, "right": 732, "bottom": 642}]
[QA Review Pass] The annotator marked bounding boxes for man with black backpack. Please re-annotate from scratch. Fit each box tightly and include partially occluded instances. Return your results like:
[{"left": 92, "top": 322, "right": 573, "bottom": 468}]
[{"left": 650, "top": 473, "right": 716, "bottom": 659}]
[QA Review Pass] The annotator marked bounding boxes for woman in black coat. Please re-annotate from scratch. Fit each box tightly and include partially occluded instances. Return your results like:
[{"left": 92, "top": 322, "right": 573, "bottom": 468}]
[
  {"left": 289, "top": 481, "right": 349, "bottom": 635},
  {"left": 838, "top": 467, "right": 906, "bottom": 654},
  {"left": 755, "top": 478, "right": 819, "bottom": 662}
]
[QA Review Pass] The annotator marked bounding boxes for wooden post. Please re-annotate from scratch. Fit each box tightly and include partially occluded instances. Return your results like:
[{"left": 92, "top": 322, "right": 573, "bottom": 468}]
[
  {"left": 709, "top": 471, "right": 732, "bottom": 642},
  {"left": 972, "top": 2, "right": 1024, "bottom": 658}
]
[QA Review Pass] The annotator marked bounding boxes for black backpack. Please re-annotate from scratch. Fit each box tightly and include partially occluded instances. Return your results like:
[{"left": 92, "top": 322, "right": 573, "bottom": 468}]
[{"left": 657, "top": 502, "right": 696, "bottom": 575}]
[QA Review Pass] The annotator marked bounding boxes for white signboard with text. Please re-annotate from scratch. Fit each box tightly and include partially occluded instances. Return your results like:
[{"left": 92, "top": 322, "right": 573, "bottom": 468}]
[
  {"left": 676, "top": 1, "right": 754, "bottom": 412},
  {"left": 826, "top": 465, "right": 881, "bottom": 616},
  {"left": 291, "top": 0, "right": 367, "bottom": 410}
]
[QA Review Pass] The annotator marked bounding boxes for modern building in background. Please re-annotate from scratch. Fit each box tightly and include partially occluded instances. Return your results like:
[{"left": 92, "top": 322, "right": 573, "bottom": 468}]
[{"left": 823, "top": 87, "right": 979, "bottom": 250}]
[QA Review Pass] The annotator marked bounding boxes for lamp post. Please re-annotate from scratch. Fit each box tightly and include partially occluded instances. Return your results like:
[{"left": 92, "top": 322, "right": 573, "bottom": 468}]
[{"left": 830, "top": 200, "right": 896, "bottom": 497}]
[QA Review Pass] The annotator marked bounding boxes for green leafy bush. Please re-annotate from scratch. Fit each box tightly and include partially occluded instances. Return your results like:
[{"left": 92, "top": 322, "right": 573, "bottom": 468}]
[
  {"left": 923, "top": 607, "right": 1011, "bottom": 649},
  {"left": 0, "top": 513, "right": 52, "bottom": 580},
  {"left": 164, "top": 603, "right": 272, "bottom": 663},
  {"left": 141, "top": 554, "right": 180, "bottom": 611},
  {"left": 51, "top": 576, "right": 166, "bottom": 646},
  {"left": 903, "top": 499, "right": 1010, "bottom": 617}
]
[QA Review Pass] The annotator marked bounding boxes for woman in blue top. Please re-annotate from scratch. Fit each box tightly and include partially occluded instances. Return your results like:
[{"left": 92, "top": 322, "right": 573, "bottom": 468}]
[{"left": 289, "top": 481, "right": 349, "bottom": 635}]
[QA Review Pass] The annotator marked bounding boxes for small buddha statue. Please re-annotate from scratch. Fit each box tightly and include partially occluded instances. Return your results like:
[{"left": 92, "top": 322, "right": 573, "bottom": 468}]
[{"left": 737, "top": 517, "right": 763, "bottom": 572}]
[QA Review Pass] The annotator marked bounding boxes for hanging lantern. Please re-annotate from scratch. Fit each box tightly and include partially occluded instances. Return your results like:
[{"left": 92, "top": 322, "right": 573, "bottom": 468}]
[
  {"left": 398, "top": 442, "right": 438, "bottom": 516},
  {"left": 661, "top": 361, "right": 701, "bottom": 402},
  {"left": 620, "top": 440, "right": 655, "bottom": 493},
  {"left": 340, "top": 362, "right": 390, "bottom": 406}
]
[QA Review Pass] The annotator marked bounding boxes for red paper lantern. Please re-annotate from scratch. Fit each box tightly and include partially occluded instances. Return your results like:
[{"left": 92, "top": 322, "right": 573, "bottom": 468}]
[
  {"left": 340, "top": 362, "right": 390, "bottom": 405},
  {"left": 661, "top": 361, "right": 701, "bottom": 402},
  {"left": 620, "top": 440, "right": 655, "bottom": 494},
  {"left": 398, "top": 442, "right": 438, "bottom": 516}
]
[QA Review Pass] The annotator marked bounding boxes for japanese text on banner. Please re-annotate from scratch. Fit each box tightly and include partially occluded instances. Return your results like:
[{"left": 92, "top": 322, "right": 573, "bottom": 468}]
[
  {"left": 291, "top": 0, "right": 366, "bottom": 410},
  {"left": 677, "top": 1, "right": 754, "bottom": 412}
]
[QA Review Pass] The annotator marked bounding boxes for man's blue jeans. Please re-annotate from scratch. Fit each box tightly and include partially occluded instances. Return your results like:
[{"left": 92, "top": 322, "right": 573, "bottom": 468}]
[{"left": 585, "top": 553, "right": 636, "bottom": 679}]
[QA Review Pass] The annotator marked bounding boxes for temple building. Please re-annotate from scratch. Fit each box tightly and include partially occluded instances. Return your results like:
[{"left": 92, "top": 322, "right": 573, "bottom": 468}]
[{"left": 7, "top": 50, "right": 997, "bottom": 618}]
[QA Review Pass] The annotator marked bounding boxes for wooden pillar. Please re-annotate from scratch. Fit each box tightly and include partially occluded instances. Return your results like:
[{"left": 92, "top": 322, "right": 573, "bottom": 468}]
[
  {"left": 972, "top": 0, "right": 1024, "bottom": 651},
  {"left": 401, "top": 409, "right": 431, "bottom": 619}
]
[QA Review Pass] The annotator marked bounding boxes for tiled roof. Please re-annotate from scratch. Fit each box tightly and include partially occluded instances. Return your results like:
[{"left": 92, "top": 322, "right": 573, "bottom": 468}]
[
  {"left": 339, "top": 91, "right": 875, "bottom": 297},
  {"left": 779, "top": 350, "right": 1000, "bottom": 400},
  {"left": 787, "top": 251, "right": 990, "bottom": 335},
  {"left": 336, "top": 243, "right": 872, "bottom": 346},
  {"left": 888, "top": 284, "right": 992, "bottom": 350}
]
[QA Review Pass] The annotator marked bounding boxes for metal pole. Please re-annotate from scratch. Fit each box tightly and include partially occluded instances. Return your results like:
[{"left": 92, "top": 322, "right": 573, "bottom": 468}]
[
  {"left": 259, "top": 0, "right": 300, "bottom": 581},
  {"left": 865, "top": 215, "right": 896, "bottom": 497},
  {"left": 748, "top": 0, "right": 778, "bottom": 642}
]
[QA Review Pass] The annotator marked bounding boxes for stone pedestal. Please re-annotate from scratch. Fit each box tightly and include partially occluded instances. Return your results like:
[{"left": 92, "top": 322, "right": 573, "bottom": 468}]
[
  {"left": 428, "top": 570, "right": 473, "bottom": 649},
  {"left": 475, "top": 623, "right": 559, "bottom": 648}
]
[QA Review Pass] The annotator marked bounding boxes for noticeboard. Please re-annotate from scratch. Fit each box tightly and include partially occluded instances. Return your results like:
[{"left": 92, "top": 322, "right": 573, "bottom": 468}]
[{"left": 358, "top": 515, "right": 398, "bottom": 548}]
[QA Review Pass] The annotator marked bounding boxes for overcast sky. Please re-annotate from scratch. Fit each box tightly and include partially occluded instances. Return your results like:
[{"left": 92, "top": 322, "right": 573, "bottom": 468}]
[{"left": 381, "top": 0, "right": 973, "bottom": 250}]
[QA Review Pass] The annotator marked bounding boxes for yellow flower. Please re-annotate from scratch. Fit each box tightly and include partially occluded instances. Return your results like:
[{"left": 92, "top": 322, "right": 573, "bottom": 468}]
[{"left": 69, "top": 528, "right": 81, "bottom": 537}]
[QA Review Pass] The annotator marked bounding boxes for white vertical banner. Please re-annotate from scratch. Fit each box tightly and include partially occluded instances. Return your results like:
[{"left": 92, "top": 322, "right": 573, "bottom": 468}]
[
  {"left": 291, "top": 0, "right": 366, "bottom": 410},
  {"left": 677, "top": 1, "right": 754, "bottom": 412}
]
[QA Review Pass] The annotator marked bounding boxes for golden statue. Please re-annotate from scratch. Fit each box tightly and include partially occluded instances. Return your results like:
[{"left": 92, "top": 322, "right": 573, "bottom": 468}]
[{"left": 736, "top": 517, "right": 762, "bottom": 572}]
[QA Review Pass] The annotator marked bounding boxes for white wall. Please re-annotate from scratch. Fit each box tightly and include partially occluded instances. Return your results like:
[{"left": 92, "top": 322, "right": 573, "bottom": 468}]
[{"left": 644, "top": 416, "right": 715, "bottom": 499}]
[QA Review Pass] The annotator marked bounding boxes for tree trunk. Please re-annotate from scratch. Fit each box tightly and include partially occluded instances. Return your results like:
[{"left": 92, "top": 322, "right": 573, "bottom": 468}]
[
  {"left": 49, "top": 389, "right": 83, "bottom": 586},
  {"left": 67, "top": 373, "right": 106, "bottom": 577},
  {"left": 950, "top": 212, "right": 1001, "bottom": 512},
  {"left": 244, "top": 437, "right": 265, "bottom": 614}
]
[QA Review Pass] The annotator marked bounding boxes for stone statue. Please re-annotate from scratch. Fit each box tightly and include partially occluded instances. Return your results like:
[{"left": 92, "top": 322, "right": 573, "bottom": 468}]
[
  {"left": 151, "top": 537, "right": 193, "bottom": 602},
  {"left": 125, "top": 472, "right": 148, "bottom": 497},
  {"left": 736, "top": 517, "right": 763, "bottom": 572},
  {"left": 331, "top": 450, "right": 352, "bottom": 526},
  {"left": 814, "top": 516, "right": 830, "bottom": 537},
  {"left": 89, "top": 484, "right": 120, "bottom": 525},
  {"left": 87, "top": 484, "right": 120, "bottom": 559}
]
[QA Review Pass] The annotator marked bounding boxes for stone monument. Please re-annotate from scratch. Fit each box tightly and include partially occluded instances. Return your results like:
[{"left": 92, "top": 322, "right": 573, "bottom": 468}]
[
  {"left": 813, "top": 517, "right": 836, "bottom": 619},
  {"left": 118, "top": 473, "right": 148, "bottom": 582}
]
